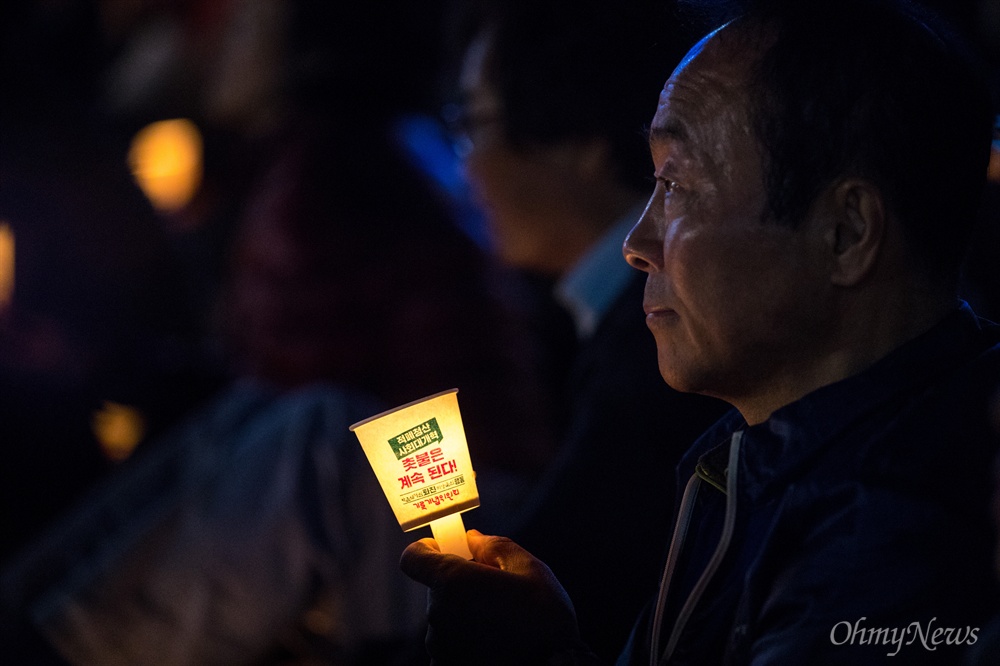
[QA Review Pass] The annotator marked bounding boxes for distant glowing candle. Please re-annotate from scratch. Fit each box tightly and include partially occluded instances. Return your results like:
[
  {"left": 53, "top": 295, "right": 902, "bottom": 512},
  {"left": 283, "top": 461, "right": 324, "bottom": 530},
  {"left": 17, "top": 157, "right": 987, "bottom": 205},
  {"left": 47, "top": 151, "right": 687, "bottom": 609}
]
[
  {"left": 0, "top": 223, "right": 13, "bottom": 310},
  {"left": 92, "top": 401, "right": 146, "bottom": 461},
  {"left": 350, "top": 389, "right": 479, "bottom": 559},
  {"left": 128, "top": 119, "right": 203, "bottom": 213}
]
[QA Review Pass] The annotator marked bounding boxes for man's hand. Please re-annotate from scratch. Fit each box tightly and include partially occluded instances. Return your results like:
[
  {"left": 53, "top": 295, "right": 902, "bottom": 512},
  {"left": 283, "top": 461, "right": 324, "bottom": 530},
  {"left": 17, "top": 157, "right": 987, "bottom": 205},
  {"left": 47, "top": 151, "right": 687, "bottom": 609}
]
[{"left": 400, "top": 529, "right": 588, "bottom": 665}]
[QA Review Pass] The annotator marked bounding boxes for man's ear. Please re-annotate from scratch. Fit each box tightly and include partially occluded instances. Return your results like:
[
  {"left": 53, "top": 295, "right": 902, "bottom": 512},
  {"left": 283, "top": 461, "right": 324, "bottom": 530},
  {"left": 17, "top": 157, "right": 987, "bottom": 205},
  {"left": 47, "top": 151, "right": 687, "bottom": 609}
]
[{"left": 827, "top": 178, "right": 886, "bottom": 287}]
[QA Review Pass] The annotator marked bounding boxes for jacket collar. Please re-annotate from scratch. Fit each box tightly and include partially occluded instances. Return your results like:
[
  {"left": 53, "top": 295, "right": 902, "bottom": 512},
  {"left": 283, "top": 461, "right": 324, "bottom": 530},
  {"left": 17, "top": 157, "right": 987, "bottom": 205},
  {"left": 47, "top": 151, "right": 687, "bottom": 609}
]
[{"left": 683, "top": 302, "right": 995, "bottom": 502}]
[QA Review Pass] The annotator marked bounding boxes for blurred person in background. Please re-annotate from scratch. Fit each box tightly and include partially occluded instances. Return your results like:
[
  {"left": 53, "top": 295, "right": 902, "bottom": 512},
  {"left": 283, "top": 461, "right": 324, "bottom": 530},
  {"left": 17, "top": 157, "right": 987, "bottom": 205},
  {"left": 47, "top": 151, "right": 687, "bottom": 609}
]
[
  {"left": 441, "top": 0, "right": 729, "bottom": 659},
  {"left": 2, "top": 0, "right": 557, "bottom": 664}
]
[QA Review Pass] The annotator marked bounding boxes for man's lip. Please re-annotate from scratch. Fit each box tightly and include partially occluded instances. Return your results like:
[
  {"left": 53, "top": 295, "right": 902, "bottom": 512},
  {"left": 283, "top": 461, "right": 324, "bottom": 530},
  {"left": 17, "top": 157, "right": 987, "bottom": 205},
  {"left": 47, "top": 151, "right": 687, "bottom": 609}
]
[{"left": 644, "top": 305, "right": 676, "bottom": 316}]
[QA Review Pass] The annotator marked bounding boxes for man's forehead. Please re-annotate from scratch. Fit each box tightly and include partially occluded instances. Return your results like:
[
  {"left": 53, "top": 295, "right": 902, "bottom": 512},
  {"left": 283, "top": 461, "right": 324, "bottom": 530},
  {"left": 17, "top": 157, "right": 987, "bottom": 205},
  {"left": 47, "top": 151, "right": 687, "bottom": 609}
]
[
  {"left": 652, "top": 41, "right": 704, "bottom": 118},
  {"left": 649, "top": 98, "right": 688, "bottom": 146},
  {"left": 650, "top": 26, "right": 758, "bottom": 143},
  {"left": 671, "top": 23, "right": 728, "bottom": 79}
]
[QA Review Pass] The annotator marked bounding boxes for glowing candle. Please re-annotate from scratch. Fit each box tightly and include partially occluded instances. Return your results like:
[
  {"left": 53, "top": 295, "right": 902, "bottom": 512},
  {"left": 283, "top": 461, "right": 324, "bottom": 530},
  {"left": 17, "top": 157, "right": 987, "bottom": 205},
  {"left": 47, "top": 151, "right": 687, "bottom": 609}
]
[
  {"left": 350, "top": 389, "right": 479, "bottom": 559},
  {"left": 92, "top": 401, "right": 146, "bottom": 461},
  {"left": 128, "top": 119, "right": 203, "bottom": 213},
  {"left": 0, "top": 223, "right": 12, "bottom": 311}
]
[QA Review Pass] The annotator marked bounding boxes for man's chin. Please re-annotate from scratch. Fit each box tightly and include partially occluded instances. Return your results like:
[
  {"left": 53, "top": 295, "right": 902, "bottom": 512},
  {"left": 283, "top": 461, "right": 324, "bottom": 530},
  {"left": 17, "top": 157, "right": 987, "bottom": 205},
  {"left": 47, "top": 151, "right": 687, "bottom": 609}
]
[
  {"left": 656, "top": 362, "right": 728, "bottom": 403},
  {"left": 657, "top": 365, "right": 698, "bottom": 395}
]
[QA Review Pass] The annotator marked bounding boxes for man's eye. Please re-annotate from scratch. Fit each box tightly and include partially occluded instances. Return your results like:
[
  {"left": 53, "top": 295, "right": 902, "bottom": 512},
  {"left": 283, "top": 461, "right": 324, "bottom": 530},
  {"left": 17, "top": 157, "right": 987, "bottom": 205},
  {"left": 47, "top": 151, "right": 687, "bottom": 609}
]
[{"left": 657, "top": 177, "right": 679, "bottom": 194}]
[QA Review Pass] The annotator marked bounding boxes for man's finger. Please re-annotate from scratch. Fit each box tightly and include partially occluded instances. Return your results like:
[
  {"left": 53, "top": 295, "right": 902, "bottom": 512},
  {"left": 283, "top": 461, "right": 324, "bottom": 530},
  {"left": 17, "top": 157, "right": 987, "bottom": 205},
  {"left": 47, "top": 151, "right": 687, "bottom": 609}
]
[
  {"left": 416, "top": 537, "right": 442, "bottom": 553},
  {"left": 401, "top": 537, "right": 472, "bottom": 586},
  {"left": 467, "top": 531, "right": 536, "bottom": 574}
]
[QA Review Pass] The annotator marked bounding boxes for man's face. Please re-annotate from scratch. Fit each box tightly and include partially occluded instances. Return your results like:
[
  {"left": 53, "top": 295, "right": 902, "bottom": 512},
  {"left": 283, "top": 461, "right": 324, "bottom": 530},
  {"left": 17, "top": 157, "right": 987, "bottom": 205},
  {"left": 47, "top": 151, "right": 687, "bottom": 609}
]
[{"left": 623, "top": 30, "right": 832, "bottom": 405}]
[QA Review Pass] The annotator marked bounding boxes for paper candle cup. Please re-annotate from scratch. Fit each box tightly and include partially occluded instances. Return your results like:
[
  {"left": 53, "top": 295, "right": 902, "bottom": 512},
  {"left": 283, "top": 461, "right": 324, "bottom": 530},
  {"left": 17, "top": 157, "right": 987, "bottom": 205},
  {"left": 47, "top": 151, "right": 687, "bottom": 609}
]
[{"left": 350, "top": 389, "right": 479, "bottom": 558}]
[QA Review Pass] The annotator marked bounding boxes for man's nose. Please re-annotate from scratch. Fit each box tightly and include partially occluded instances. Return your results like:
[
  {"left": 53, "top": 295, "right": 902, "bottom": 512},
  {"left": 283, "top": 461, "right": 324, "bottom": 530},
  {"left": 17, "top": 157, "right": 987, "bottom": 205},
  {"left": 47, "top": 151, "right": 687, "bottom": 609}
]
[{"left": 623, "top": 190, "right": 662, "bottom": 272}]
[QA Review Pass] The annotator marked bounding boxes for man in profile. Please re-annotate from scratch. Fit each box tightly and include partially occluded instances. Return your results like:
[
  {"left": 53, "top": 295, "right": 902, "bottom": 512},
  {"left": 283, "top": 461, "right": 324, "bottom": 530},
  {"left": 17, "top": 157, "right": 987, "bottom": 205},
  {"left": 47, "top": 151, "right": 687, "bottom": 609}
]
[{"left": 400, "top": 0, "right": 1000, "bottom": 663}]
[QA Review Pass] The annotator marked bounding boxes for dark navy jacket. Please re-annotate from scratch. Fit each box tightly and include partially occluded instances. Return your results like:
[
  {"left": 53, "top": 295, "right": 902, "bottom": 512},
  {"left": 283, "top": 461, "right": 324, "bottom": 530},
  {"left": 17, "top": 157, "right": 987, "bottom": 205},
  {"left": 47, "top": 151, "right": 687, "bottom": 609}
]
[{"left": 617, "top": 304, "right": 1000, "bottom": 665}]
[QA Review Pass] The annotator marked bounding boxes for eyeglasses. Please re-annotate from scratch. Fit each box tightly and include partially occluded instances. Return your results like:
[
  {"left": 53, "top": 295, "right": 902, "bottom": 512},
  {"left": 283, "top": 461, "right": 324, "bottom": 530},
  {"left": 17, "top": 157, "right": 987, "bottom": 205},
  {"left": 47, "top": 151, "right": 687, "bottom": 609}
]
[{"left": 441, "top": 102, "right": 503, "bottom": 158}]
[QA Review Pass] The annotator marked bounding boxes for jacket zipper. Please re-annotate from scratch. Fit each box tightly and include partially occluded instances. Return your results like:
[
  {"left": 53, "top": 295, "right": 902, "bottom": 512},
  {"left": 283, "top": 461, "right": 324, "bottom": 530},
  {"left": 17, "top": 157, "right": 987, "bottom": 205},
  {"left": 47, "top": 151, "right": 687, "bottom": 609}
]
[{"left": 650, "top": 430, "right": 744, "bottom": 665}]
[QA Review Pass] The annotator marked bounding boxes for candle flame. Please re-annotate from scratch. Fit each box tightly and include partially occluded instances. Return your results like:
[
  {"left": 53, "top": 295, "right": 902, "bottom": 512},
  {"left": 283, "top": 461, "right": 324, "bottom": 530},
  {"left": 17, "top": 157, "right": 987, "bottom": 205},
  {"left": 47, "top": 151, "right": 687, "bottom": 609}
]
[
  {"left": 128, "top": 119, "right": 204, "bottom": 213},
  {"left": 0, "top": 223, "right": 14, "bottom": 312},
  {"left": 92, "top": 401, "right": 146, "bottom": 461}
]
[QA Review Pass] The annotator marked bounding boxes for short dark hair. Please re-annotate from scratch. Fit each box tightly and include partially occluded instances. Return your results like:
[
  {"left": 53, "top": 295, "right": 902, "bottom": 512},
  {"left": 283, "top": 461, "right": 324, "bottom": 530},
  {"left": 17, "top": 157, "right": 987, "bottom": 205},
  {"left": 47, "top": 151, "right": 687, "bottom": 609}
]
[
  {"left": 710, "top": 0, "right": 995, "bottom": 279},
  {"left": 449, "top": 0, "right": 693, "bottom": 192}
]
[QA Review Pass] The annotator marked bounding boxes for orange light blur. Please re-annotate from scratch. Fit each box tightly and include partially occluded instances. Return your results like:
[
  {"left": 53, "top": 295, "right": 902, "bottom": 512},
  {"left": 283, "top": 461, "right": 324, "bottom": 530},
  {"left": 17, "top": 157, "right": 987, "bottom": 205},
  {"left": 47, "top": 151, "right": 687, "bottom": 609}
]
[
  {"left": 128, "top": 119, "right": 204, "bottom": 213},
  {"left": 989, "top": 144, "right": 1000, "bottom": 184},
  {"left": 0, "top": 222, "right": 13, "bottom": 311},
  {"left": 92, "top": 401, "right": 146, "bottom": 461}
]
